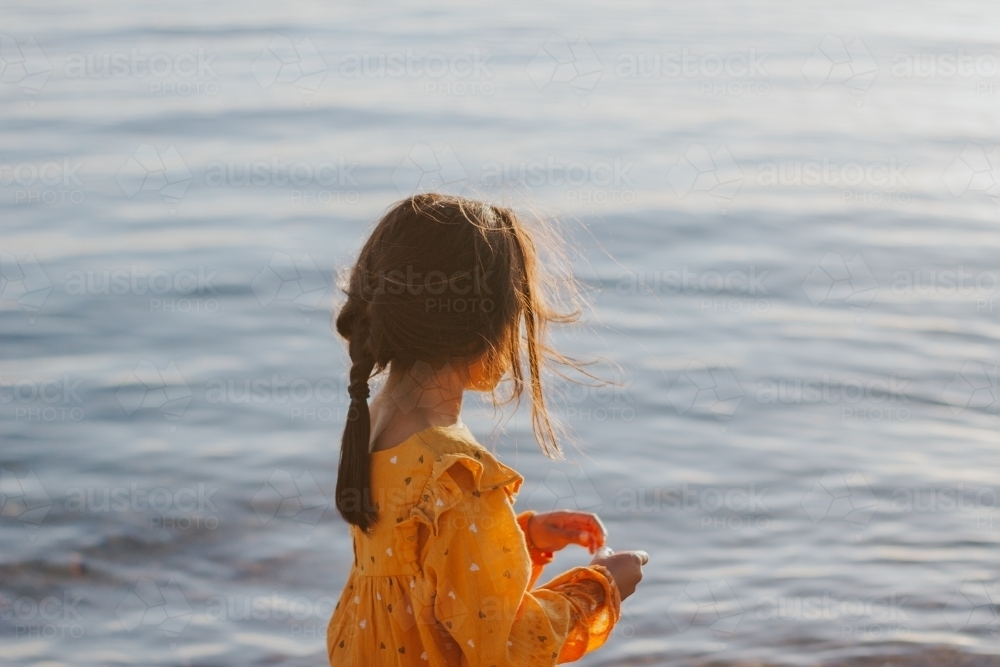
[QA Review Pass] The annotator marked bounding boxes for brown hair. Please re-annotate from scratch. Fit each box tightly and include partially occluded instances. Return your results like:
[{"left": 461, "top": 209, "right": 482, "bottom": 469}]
[{"left": 335, "top": 193, "right": 578, "bottom": 533}]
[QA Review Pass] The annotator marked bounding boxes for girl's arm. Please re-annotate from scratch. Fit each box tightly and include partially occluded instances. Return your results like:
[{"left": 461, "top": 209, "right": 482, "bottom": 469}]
[{"left": 408, "top": 461, "right": 621, "bottom": 665}]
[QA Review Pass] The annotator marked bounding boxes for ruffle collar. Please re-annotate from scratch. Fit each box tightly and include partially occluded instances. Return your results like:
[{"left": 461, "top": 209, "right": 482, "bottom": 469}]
[{"left": 393, "top": 424, "right": 523, "bottom": 572}]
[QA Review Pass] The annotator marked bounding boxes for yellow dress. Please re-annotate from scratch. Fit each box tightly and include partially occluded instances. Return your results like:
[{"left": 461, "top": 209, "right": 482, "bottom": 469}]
[{"left": 327, "top": 423, "right": 621, "bottom": 666}]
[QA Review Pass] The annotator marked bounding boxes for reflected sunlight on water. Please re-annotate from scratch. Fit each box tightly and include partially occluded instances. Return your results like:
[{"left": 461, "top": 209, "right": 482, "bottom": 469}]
[{"left": 2, "top": 1, "right": 1000, "bottom": 665}]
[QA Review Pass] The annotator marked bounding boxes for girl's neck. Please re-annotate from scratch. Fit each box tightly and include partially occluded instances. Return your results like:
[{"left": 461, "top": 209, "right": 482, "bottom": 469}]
[{"left": 368, "top": 361, "right": 466, "bottom": 452}]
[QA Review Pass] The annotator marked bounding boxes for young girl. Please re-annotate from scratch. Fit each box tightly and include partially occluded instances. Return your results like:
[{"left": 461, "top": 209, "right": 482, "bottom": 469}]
[{"left": 327, "top": 194, "right": 647, "bottom": 666}]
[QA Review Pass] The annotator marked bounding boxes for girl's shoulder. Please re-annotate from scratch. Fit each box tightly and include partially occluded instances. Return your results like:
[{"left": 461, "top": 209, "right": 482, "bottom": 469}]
[
  {"left": 391, "top": 425, "right": 523, "bottom": 561},
  {"left": 409, "top": 423, "right": 523, "bottom": 499}
]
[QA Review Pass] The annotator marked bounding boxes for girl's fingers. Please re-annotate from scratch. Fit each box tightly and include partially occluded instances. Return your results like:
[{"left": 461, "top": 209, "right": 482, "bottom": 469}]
[
  {"left": 556, "top": 527, "right": 588, "bottom": 548},
  {"left": 552, "top": 526, "right": 598, "bottom": 552},
  {"left": 535, "top": 511, "right": 609, "bottom": 552},
  {"left": 592, "top": 519, "right": 607, "bottom": 547},
  {"left": 554, "top": 512, "right": 607, "bottom": 546},
  {"left": 588, "top": 520, "right": 607, "bottom": 550},
  {"left": 586, "top": 515, "right": 608, "bottom": 545},
  {"left": 592, "top": 546, "right": 614, "bottom": 560}
]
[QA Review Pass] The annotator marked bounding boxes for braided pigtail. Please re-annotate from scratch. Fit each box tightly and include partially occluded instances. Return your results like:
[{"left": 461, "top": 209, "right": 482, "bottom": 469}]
[{"left": 335, "top": 300, "right": 379, "bottom": 533}]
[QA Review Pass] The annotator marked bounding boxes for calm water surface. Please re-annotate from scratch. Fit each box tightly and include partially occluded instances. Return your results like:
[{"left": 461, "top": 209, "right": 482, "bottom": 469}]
[{"left": 2, "top": 1, "right": 1000, "bottom": 665}]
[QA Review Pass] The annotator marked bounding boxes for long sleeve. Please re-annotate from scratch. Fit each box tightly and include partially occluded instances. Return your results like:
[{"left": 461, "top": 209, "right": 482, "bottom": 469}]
[
  {"left": 411, "top": 456, "right": 621, "bottom": 665},
  {"left": 515, "top": 510, "right": 554, "bottom": 589}
]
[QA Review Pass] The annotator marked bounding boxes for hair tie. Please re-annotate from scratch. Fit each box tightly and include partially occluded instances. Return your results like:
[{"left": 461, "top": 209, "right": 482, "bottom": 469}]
[{"left": 348, "top": 379, "right": 370, "bottom": 401}]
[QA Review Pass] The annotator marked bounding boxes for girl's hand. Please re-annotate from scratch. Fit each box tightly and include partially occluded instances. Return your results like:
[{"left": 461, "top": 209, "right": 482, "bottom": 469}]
[
  {"left": 527, "top": 510, "right": 608, "bottom": 555},
  {"left": 590, "top": 547, "right": 648, "bottom": 600}
]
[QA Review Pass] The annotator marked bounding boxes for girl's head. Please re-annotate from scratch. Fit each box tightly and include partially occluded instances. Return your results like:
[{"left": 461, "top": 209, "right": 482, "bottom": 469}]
[{"left": 335, "top": 193, "right": 576, "bottom": 532}]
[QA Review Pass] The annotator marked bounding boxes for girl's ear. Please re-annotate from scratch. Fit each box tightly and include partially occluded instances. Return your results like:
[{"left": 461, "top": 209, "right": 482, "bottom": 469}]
[{"left": 465, "top": 353, "right": 504, "bottom": 392}]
